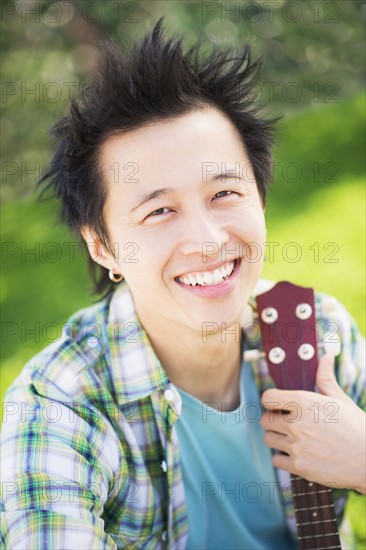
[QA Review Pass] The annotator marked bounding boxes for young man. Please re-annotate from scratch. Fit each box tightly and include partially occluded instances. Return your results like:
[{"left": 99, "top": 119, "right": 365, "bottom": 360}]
[{"left": 1, "top": 18, "right": 365, "bottom": 549}]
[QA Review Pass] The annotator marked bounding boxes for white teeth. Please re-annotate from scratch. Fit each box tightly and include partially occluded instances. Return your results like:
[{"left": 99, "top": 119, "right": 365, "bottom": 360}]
[
  {"left": 178, "top": 260, "right": 236, "bottom": 287},
  {"left": 213, "top": 269, "right": 223, "bottom": 283},
  {"left": 203, "top": 272, "right": 214, "bottom": 284},
  {"left": 225, "top": 262, "right": 235, "bottom": 277}
]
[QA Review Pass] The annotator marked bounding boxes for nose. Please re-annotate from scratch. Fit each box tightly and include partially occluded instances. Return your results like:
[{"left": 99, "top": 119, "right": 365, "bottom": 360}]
[{"left": 178, "top": 208, "right": 230, "bottom": 257}]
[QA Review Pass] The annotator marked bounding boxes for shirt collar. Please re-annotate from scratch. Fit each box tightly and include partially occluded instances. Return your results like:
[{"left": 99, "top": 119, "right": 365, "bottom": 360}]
[
  {"left": 107, "top": 280, "right": 169, "bottom": 405},
  {"left": 106, "top": 279, "right": 269, "bottom": 406}
]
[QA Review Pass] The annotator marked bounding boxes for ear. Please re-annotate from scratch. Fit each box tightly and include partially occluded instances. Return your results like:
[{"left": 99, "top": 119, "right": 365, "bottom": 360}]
[{"left": 81, "top": 226, "right": 116, "bottom": 271}]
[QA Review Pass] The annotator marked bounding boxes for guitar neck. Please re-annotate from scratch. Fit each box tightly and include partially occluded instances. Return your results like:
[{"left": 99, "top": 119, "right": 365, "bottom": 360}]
[
  {"left": 255, "top": 281, "right": 342, "bottom": 549},
  {"left": 291, "top": 475, "right": 341, "bottom": 549}
]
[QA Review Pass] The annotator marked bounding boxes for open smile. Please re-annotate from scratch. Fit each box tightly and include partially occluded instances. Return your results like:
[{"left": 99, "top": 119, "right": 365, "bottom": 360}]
[
  {"left": 176, "top": 259, "right": 236, "bottom": 286},
  {"left": 175, "top": 258, "right": 241, "bottom": 298}
]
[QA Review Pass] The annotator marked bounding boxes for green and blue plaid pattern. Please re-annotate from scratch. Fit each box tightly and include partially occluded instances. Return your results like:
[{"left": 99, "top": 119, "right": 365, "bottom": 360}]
[{"left": 1, "top": 280, "right": 364, "bottom": 549}]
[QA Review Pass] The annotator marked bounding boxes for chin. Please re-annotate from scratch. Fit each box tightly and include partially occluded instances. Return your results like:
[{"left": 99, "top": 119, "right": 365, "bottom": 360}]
[{"left": 187, "top": 307, "right": 243, "bottom": 336}]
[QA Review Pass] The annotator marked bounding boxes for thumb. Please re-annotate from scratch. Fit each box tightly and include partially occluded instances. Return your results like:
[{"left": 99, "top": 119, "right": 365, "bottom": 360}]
[{"left": 315, "top": 353, "right": 344, "bottom": 397}]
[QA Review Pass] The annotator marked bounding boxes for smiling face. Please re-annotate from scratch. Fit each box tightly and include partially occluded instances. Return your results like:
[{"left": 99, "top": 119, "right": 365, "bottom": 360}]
[{"left": 84, "top": 106, "right": 266, "bottom": 335}]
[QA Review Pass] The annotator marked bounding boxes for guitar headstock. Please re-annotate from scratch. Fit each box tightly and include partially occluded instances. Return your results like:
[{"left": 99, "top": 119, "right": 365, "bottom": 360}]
[{"left": 256, "top": 281, "right": 318, "bottom": 391}]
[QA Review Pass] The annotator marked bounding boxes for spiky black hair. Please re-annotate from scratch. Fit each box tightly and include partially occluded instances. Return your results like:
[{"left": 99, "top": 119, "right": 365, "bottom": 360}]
[{"left": 38, "top": 17, "right": 279, "bottom": 298}]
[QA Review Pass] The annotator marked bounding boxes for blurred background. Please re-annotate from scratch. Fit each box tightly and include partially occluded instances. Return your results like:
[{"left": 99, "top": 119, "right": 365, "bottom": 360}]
[{"left": 1, "top": 0, "right": 365, "bottom": 544}]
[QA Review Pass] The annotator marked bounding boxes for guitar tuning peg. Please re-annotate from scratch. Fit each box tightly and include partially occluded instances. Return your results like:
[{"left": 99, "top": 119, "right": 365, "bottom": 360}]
[
  {"left": 268, "top": 347, "right": 286, "bottom": 364},
  {"left": 261, "top": 307, "right": 278, "bottom": 324},
  {"left": 298, "top": 343, "right": 315, "bottom": 360},
  {"left": 243, "top": 349, "right": 266, "bottom": 363},
  {"left": 295, "top": 303, "right": 312, "bottom": 320}
]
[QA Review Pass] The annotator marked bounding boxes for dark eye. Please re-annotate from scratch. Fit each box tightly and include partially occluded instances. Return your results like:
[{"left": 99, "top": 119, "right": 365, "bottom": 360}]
[
  {"left": 214, "top": 190, "right": 234, "bottom": 199},
  {"left": 147, "top": 207, "right": 171, "bottom": 217}
]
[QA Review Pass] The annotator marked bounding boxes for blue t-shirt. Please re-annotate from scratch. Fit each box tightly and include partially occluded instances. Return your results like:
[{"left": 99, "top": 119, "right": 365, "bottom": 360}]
[{"left": 175, "top": 357, "right": 295, "bottom": 550}]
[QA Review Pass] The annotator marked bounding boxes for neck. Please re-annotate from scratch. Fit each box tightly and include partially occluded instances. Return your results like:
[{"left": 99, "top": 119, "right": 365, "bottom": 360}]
[{"left": 138, "top": 310, "right": 243, "bottom": 412}]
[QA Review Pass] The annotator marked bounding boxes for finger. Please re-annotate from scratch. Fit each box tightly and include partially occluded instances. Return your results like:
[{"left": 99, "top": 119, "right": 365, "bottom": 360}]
[
  {"left": 261, "top": 400, "right": 306, "bottom": 425},
  {"left": 315, "top": 353, "right": 349, "bottom": 400},
  {"left": 260, "top": 411, "right": 290, "bottom": 434},
  {"left": 271, "top": 452, "right": 297, "bottom": 475},
  {"left": 261, "top": 388, "right": 309, "bottom": 409},
  {"left": 263, "top": 430, "right": 290, "bottom": 454}
]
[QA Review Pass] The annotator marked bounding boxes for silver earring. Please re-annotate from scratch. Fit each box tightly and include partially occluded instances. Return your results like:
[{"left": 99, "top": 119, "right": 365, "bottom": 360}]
[{"left": 109, "top": 270, "right": 123, "bottom": 283}]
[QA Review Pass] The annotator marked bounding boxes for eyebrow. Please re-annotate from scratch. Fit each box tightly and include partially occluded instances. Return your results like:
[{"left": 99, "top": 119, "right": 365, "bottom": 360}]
[{"left": 129, "top": 172, "right": 243, "bottom": 213}]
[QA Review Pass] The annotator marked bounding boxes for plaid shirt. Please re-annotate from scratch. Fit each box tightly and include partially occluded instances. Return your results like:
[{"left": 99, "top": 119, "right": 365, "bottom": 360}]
[{"left": 1, "top": 279, "right": 365, "bottom": 549}]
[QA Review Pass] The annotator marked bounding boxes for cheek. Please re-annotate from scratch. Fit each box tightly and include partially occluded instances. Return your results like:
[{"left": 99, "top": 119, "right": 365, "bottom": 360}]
[
  {"left": 228, "top": 210, "right": 266, "bottom": 263},
  {"left": 110, "top": 224, "right": 163, "bottom": 271},
  {"left": 120, "top": 239, "right": 170, "bottom": 282},
  {"left": 228, "top": 207, "right": 266, "bottom": 240},
  {"left": 244, "top": 243, "right": 265, "bottom": 267}
]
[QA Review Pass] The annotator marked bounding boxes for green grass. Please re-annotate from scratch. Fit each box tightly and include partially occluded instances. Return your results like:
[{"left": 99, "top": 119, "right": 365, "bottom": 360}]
[
  {"left": 1, "top": 93, "right": 365, "bottom": 546},
  {"left": 349, "top": 492, "right": 366, "bottom": 546},
  {"left": 262, "top": 180, "right": 365, "bottom": 333}
]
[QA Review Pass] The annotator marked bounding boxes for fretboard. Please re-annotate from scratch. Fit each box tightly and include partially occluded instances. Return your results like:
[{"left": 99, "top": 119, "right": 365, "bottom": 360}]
[{"left": 291, "top": 475, "right": 341, "bottom": 549}]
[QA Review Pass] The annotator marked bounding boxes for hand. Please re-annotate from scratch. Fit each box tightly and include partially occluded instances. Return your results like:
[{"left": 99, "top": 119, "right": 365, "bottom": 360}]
[{"left": 260, "top": 353, "right": 366, "bottom": 494}]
